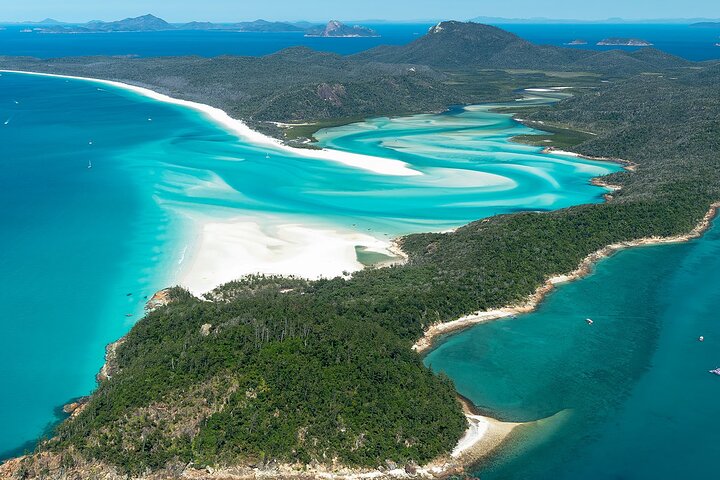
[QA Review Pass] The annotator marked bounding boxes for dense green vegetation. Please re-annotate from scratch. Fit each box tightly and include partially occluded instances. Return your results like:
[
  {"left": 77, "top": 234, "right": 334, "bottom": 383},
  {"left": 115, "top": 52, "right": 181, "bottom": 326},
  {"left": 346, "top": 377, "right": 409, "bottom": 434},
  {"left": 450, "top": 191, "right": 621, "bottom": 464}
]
[
  {"left": 355, "top": 21, "right": 691, "bottom": 74},
  {"left": 3, "top": 21, "right": 720, "bottom": 479},
  {"left": 48, "top": 283, "right": 465, "bottom": 473}
]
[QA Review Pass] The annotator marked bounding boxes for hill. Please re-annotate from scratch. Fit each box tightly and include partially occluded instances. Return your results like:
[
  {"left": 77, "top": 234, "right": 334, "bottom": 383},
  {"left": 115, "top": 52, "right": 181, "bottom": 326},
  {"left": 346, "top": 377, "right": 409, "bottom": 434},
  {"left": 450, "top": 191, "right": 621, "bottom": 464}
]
[
  {"left": 355, "top": 21, "right": 688, "bottom": 74},
  {"left": 87, "top": 13, "right": 172, "bottom": 32}
]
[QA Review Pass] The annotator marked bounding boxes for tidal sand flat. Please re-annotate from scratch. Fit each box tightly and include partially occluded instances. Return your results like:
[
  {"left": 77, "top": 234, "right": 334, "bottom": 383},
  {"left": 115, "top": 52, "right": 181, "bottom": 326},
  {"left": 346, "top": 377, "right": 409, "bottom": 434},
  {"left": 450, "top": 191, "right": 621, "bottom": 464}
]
[
  {"left": 425, "top": 221, "right": 720, "bottom": 479},
  {"left": 0, "top": 71, "right": 618, "bottom": 457}
]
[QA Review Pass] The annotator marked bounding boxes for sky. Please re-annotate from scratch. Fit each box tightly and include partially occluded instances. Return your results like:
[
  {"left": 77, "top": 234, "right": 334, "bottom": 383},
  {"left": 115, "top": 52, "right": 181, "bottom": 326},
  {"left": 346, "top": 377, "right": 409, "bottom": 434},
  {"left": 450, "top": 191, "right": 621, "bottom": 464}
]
[{"left": 1, "top": 0, "right": 718, "bottom": 23}]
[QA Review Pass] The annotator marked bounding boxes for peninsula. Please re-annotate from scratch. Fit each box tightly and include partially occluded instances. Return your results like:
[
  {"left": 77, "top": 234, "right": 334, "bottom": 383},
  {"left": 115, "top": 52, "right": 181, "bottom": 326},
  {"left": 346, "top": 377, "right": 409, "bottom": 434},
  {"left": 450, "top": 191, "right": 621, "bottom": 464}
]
[{"left": 1, "top": 20, "right": 719, "bottom": 480}]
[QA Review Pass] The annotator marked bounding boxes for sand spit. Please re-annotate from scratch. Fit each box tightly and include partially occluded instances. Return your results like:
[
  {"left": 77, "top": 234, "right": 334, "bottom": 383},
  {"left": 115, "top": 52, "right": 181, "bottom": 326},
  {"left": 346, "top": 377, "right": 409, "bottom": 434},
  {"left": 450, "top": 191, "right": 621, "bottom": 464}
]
[{"left": 0, "top": 70, "right": 421, "bottom": 177}]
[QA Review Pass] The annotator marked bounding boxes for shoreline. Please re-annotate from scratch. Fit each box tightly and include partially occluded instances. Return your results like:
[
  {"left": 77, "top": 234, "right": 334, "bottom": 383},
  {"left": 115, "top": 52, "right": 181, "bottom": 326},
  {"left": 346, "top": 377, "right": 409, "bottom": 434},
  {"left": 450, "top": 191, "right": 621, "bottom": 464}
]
[
  {"left": 0, "top": 69, "right": 412, "bottom": 297},
  {"left": 177, "top": 215, "right": 400, "bottom": 296},
  {"left": 0, "top": 68, "right": 671, "bottom": 477},
  {"left": 540, "top": 146, "right": 639, "bottom": 172},
  {"left": 413, "top": 200, "right": 720, "bottom": 354},
  {"left": 0, "top": 69, "right": 422, "bottom": 178},
  {"left": 2, "top": 395, "right": 517, "bottom": 480}
]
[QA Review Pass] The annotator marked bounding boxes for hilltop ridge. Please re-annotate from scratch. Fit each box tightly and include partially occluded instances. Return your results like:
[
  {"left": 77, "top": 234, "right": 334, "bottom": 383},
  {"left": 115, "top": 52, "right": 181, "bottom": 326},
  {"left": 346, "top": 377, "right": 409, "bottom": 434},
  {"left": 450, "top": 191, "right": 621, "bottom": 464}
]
[{"left": 355, "top": 21, "right": 689, "bottom": 73}]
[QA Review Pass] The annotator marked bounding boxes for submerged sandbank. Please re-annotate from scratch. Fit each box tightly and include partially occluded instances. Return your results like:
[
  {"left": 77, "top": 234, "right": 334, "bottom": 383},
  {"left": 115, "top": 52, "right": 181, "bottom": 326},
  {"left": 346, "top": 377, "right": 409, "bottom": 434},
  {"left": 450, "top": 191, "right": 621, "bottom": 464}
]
[{"left": 0, "top": 70, "right": 421, "bottom": 177}]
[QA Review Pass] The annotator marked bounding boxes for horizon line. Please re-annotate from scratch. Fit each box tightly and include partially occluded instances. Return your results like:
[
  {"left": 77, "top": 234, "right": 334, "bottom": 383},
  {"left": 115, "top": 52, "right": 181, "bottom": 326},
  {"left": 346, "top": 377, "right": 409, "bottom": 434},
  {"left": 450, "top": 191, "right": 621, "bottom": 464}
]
[{"left": 1, "top": 14, "right": 719, "bottom": 25}]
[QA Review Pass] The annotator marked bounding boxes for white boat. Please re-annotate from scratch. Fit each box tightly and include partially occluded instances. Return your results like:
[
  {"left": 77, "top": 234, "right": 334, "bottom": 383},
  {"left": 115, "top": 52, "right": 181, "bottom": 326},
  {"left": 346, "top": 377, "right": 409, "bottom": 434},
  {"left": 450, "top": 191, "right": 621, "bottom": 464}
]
[{"left": 87, "top": 160, "right": 92, "bottom": 169}]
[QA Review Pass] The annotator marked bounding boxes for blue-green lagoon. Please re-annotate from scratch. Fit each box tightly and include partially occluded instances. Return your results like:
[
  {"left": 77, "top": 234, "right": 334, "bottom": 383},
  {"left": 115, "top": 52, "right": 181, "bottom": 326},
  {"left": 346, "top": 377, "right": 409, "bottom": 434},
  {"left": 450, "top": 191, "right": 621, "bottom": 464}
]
[
  {"left": 425, "top": 220, "right": 720, "bottom": 479},
  {"left": 0, "top": 71, "right": 619, "bottom": 459}
]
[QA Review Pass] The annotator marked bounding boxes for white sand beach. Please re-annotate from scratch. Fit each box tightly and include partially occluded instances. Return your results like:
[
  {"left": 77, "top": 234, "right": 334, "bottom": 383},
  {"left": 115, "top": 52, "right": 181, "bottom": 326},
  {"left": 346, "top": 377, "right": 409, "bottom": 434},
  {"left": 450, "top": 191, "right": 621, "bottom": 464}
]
[
  {"left": 0, "top": 70, "right": 422, "bottom": 177},
  {"left": 0, "top": 69, "right": 419, "bottom": 296},
  {"left": 176, "top": 215, "right": 397, "bottom": 295}
]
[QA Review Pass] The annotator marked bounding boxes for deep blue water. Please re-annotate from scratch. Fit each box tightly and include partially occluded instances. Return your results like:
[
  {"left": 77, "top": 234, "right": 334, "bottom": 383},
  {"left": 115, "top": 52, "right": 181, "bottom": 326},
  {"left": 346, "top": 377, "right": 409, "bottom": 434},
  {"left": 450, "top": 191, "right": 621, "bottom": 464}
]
[
  {"left": 0, "top": 23, "right": 717, "bottom": 60},
  {"left": 426, "top": 221, "right": 720, "bottom": 479},
  {"left": 500, "top": 23, "right": 720, "bottom": 61},
  {"left": 0, "top": 24, "right": 431, "bottom": 58}
]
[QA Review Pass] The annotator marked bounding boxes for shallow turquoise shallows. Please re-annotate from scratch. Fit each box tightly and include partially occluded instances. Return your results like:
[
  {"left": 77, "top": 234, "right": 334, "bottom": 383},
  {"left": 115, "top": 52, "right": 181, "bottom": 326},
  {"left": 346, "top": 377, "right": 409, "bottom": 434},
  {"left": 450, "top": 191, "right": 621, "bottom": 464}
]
[
  {"left": 425, "top": 221, "right": 720, "bottom": 479},
  {"left": 0, "top": 72, "right": 617, "bottom": 458}
]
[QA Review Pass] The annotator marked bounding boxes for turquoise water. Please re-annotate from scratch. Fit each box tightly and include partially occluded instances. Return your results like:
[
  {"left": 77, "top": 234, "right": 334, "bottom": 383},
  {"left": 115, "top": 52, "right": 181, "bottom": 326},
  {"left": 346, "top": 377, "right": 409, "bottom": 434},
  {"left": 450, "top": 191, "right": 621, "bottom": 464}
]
[
  {"left": 425, "top": 222, "right": 720, "bottom": 479},
  {"left": 0, "top": 71, "right": 617, "bottom": 458}
]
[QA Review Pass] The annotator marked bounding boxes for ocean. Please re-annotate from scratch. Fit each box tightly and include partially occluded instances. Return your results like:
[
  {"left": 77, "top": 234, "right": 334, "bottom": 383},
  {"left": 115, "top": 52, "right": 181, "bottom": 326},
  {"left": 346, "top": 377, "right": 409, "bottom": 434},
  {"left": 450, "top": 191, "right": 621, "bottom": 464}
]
[
  {"left": 501, "top": 23, "right": 720, "bottom": 62},
  {"left": 425, "top": 219, "right": 720, "bottom": 479},
  {"left": 0, "top": 72, "right": 617, "bottom": 458},
  {"left": 0, "top": 23, "right": 718, "bottom": 61}
]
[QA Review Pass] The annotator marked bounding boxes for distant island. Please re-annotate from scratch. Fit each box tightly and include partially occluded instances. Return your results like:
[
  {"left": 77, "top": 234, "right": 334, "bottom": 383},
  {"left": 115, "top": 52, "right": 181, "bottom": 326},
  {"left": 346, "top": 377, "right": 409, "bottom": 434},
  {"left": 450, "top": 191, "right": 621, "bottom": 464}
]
[
  {"left": 597, "top": 37, "right": 653, "bottom": 46},
  {"left": 305, "top": 20, "right": 379, "bottom": 37},
  {"left": 31, "top": 14, "right": 306, "bottom": 33},
  {"left": 565, "top": 39, "right": 588, "bottom": 45},
  {"left": 690, "top": 22, "right": 720, "bottom": 28},
  {"left": 16, "top": 14, "right": 380, "bottom": 37}
]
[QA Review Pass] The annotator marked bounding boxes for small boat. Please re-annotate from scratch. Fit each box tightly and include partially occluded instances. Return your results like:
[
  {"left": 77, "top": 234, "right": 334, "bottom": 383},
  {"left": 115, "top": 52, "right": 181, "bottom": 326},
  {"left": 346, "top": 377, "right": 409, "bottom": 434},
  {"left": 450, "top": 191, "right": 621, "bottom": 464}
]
[
  {"left": 709, "top": 368, "right": 720, "bottom": 376},
  {"left": 699, "top": 336, "right": 705, "bottom": 342},
  {"left": 586, "top": 318, "right": 594, "bottom": 325},
  {"left": 3, "top": 118, "right": 9, "bottom": 126},
  {"left": 125, "top": 314, "right": 134, "bottom": 317},
  {"left": 265, "top": 153, "right": 270, "bottom": 159},
  {"left": 87, "top": 160, "right": 92, "bottom": 169}
]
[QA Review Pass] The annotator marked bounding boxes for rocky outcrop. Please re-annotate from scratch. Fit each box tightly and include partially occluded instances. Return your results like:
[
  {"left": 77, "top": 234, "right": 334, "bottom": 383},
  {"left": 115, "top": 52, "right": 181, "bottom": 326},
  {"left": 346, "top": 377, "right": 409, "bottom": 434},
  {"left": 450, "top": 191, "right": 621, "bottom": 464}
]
[
  {"left": 305, "top": 21, "right": 379, "bottom": 38},
  {"left": 96, "top": 336, "right": 126, "bottom": 382},
  {"left": 316, "top": 83, "right": 346, "bottom": 106},
  {"left": 62, "top": 396, "right": 90, "bottom": 418},
  {"left": 145, "top": 287, "right": 173, "bottom": 311}
]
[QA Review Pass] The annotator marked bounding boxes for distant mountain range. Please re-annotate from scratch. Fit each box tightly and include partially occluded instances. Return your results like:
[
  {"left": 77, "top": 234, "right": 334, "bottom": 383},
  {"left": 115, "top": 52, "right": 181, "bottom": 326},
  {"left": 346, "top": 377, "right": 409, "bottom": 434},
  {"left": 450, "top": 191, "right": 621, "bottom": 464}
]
[{"left": 7, "top": 14, "right": 380, "bottom": 37}]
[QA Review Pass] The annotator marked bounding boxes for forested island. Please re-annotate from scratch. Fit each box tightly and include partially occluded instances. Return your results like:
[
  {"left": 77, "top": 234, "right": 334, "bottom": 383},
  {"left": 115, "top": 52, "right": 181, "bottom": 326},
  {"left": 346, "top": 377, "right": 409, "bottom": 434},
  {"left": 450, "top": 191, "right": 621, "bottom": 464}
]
[
  {"left": 596, "top": 37, "right": 653, "bottom": 46},
  {"left": 1, "top": 20, "right": 719, "bottom": 479},
  {"left": 304, "top": 20, "right": 379, "bottom": 37}
]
